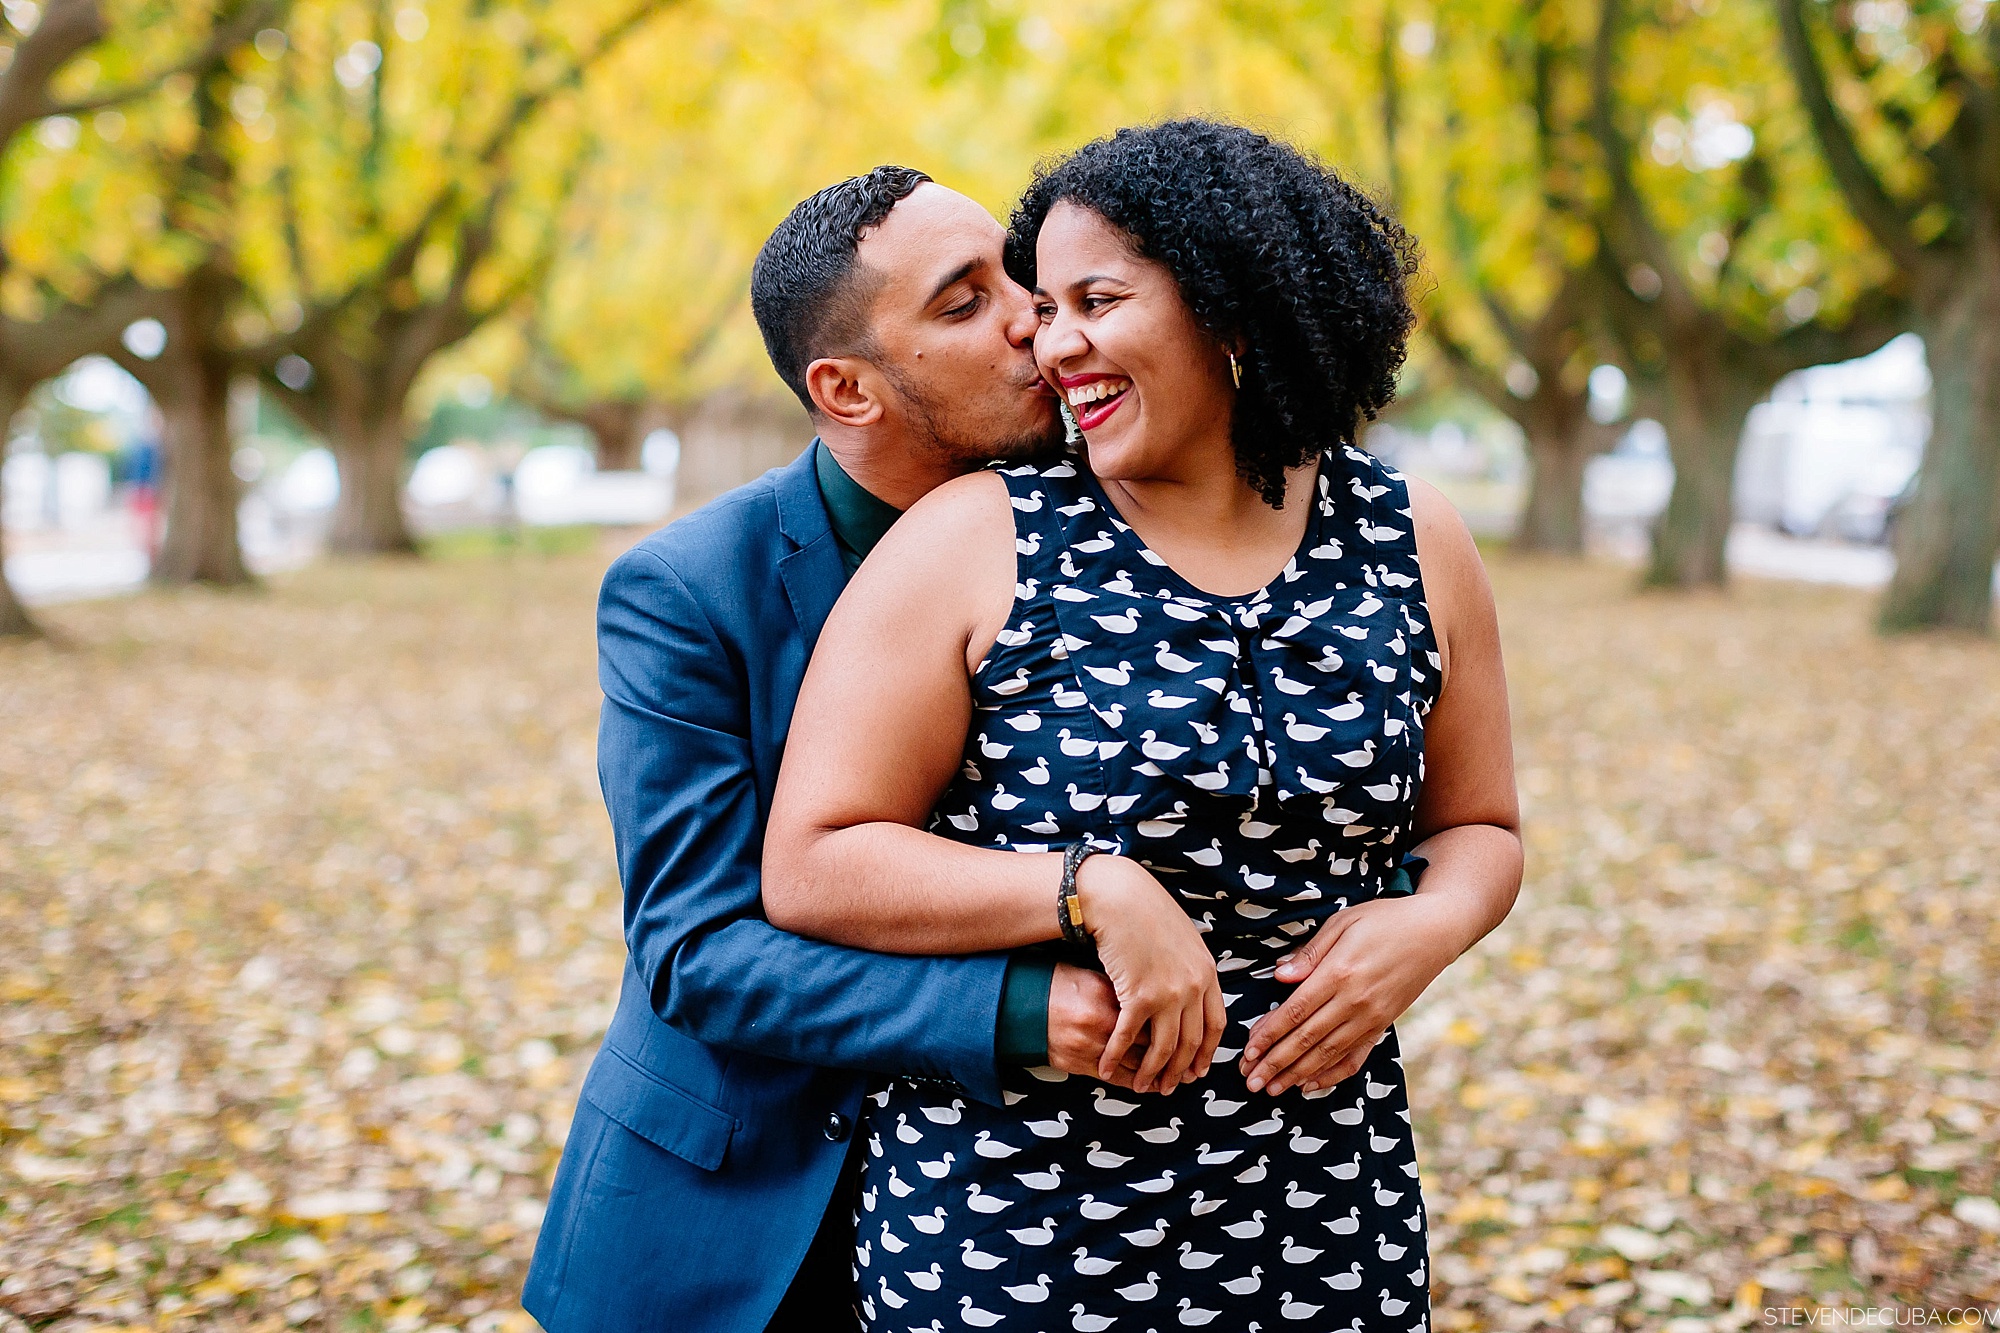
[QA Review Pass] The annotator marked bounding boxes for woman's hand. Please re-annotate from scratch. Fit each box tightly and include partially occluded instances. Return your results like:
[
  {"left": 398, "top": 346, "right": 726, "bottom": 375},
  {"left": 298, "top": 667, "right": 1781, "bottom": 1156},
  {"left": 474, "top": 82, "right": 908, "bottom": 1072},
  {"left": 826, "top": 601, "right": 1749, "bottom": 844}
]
[
  {"left": 1075, "top": 855, "right": 1224, "bottom": 1095},
  {"left": 1236, "top": 893, "right": 1468, "bottom": 1096}
]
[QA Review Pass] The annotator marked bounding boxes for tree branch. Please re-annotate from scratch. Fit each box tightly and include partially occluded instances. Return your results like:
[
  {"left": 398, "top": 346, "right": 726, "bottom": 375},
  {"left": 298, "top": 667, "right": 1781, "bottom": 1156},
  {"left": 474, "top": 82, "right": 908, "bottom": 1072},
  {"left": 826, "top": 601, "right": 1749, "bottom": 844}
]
[
  {"left": 1754, "top": 282, "right": 1907, "bottom": 380},
  {"left": 272, "top": 47, "right": 312, "bottom": 300},
  {"left": 23, "top": 0, "right": 286, "bottom": 126},
  {"left": 1920, "top": 42, "right": 1985, "bottom": 231},
  {"left": 0, "top": 0, "right": 107, "bottom": 147},
  {"left": 1587, "top": 0, "right": 1697, "bottom": 320},
  {"left": 0, "top": 275, "right": 165, "bottom": 381},
  {"left": 1378, "top": 0, "right": 1406, "bottom": 206},
  {"left": 1770, "top": 0, "right": 1928, "bottom": 268},
  {"left": 1426, "top": 309, "right": 1519, "bottom": 416},
  {"left": 276, "top": 0, "right": 670, "bottom": 351}
]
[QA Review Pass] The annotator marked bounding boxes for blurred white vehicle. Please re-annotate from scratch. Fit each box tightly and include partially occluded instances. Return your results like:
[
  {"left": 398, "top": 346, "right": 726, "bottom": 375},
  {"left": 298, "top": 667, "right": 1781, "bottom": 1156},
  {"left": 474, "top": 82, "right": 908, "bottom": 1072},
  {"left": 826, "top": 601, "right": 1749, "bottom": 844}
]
[
  {"left": 278, "top": 447, "right": 340, "bottom": 512},
  {"left": 1735, "top": 334, "right": 1928, "bottom": 544},
  {"left": 512, "top": 443, "right": 674, "bottom": 527},
  {"left": 407, "top": 443, "right": 491, "bottom": 509},
  {"left": 1584, "top": 419, "right": 1674, "bottom": 524},
  {"left": 2, "top": 451, "right": 112, "bottom": 530}
]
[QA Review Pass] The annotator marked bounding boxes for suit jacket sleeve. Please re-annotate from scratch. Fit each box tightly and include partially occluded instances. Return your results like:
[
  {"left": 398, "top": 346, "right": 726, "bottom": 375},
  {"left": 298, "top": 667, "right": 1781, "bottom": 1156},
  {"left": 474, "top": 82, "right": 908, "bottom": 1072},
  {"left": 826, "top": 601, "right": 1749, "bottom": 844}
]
[{"left": 596, "top": 543, "right": 1009, "bottom": 1105}]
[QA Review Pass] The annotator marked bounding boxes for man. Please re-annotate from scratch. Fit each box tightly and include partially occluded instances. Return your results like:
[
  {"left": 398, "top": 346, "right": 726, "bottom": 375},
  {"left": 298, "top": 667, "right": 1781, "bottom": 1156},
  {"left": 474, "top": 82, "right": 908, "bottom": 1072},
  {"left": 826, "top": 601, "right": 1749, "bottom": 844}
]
[{"left": 523, "top": 168, "right": 1127, "bottom": 1333}]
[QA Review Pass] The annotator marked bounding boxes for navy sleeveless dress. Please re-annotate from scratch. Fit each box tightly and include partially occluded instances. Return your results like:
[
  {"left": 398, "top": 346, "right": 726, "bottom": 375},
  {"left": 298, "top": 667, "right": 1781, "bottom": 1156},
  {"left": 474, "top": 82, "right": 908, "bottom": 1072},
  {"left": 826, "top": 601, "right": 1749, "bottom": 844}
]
[{"left": 857, "top": 446, "right": 1440, "bottom": 1332}]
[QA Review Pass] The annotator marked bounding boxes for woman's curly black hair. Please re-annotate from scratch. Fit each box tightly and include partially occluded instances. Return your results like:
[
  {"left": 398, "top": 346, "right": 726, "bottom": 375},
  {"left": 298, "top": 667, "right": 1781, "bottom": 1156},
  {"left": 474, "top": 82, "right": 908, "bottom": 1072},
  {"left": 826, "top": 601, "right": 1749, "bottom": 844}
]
[{"left": 1007, "top": 119, "right": 1421, "bottom": 507}]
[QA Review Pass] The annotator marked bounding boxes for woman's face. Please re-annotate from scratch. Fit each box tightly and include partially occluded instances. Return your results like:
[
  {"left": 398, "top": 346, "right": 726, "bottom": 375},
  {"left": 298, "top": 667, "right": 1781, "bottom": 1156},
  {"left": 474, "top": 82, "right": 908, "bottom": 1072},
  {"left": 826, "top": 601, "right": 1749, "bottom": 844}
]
[{"left": 1031, "top": 202, "right": 1236, "bottom": 484}]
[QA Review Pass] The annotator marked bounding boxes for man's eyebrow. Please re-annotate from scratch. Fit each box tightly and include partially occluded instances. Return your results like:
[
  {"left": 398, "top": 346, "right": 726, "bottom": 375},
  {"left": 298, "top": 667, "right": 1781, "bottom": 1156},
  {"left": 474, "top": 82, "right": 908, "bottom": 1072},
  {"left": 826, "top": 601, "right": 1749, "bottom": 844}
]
[{"left": 924, "top": 258, "right": 983, "bottom": 307}]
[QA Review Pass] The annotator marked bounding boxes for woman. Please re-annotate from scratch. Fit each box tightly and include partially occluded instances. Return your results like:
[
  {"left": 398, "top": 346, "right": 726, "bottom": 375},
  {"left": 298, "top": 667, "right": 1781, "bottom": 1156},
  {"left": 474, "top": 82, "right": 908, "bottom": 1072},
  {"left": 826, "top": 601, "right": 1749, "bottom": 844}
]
[{"left": 764, "top": 120, "right": 1522, "bottom": 1329}]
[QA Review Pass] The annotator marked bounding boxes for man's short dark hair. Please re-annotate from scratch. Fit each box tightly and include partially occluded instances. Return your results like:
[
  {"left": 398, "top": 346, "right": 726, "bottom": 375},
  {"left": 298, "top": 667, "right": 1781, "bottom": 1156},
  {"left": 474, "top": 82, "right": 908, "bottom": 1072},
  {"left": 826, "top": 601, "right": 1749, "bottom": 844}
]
[{"left": 751, "top": 165, "right": 932, "bottom": 415}]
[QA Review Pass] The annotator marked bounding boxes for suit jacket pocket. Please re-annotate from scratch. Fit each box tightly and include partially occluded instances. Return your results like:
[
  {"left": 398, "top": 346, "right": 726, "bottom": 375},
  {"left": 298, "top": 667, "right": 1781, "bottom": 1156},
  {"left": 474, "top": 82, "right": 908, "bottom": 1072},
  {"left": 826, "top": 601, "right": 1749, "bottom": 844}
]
[{"left": 581, "top": 1044, "right": 738, "bottom": 1172}]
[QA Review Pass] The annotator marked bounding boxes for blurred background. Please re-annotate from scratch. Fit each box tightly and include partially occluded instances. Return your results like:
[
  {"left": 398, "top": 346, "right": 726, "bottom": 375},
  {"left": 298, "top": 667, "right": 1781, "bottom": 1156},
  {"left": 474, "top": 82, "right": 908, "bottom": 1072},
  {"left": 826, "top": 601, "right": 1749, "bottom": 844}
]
[{"left": 2, "top": 1, "right": 1997, "bottom": 1331}]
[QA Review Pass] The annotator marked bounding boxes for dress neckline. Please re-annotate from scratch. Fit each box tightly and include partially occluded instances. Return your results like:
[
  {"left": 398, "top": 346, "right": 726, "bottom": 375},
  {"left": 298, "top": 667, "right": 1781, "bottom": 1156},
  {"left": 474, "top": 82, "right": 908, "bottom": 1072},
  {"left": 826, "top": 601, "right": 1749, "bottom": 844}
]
[{"left": 1073, "top": 451, "right": 1332, "bottom": 606}]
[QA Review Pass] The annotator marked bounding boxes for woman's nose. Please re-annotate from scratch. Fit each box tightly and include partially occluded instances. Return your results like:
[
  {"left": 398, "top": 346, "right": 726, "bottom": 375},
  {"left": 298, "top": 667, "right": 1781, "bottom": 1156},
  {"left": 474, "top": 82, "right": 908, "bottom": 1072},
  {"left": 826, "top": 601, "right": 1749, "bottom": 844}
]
[{"left": 1035, "top": 308, "right": 1089, "bottom": 370}]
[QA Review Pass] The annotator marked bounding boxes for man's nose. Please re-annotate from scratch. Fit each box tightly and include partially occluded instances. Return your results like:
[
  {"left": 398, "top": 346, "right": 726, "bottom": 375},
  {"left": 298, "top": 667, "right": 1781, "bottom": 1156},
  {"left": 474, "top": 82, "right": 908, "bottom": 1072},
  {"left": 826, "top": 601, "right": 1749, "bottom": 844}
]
[{"left": 1001, "top": 284, "right": 1039, "bottom": 349}]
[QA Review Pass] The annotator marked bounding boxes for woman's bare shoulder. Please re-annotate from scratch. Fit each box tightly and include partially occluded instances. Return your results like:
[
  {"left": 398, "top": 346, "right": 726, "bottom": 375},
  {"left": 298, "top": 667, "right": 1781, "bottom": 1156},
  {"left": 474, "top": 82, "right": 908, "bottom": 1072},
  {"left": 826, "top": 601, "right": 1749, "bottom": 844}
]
[
  {"left": 1405, "top": 474, "right": 1479, "bottom": 574},
  {"left": 857, "top": 469, "right": 1013, "bottom": 580},
  {"left": 837, "top": 468, "right": 1018, "bottom": 644},
  {"left": 894, "top": 469, "right": 1015, "bottom": 545},
  {"left": 1403, "top": 473, "right": 1496, "bottom": 684}
]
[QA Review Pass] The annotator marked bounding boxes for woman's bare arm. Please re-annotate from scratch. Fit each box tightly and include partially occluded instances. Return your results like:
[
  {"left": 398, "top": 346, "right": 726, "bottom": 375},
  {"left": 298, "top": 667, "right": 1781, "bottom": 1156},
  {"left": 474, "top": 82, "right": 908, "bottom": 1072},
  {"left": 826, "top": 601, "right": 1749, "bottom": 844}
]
[
  {"left": 761, "top": 469, "right": 1225, "bottom": 1092},
  {"left": 1237, "top": 477, "right": 1524, "bottom": 1094},
  {"left": 1398, "top": 474, "right": 1524, "bottom": 949},
  {"left": 763, "top": 471, "right": 1052, "bottom": 953}
]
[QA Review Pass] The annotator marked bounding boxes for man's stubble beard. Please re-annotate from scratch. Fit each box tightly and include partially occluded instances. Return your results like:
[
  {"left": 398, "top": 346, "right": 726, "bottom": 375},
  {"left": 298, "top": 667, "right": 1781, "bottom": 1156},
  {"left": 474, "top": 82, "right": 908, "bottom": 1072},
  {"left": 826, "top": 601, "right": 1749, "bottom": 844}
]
[{"left": 885, "top": 363, "right": 1068, "bottom": 473}]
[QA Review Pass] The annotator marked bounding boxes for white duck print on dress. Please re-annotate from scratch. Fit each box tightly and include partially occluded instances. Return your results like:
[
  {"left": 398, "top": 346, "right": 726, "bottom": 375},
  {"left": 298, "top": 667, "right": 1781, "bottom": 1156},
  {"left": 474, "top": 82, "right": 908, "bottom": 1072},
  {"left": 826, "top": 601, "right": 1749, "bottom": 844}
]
[
  {"left": 1114, "top": 1271, "right": 1160, "bottom": 1301},
  {"left": 1008, "top": 1217, "right": 1058, "bottom": 1245},
  {"left": 1003, "top": 1274, "right": 1052, "bottom": 1304},
  {"left": 961, "top": 1239, "right": 1006, "bottom": 1270}
]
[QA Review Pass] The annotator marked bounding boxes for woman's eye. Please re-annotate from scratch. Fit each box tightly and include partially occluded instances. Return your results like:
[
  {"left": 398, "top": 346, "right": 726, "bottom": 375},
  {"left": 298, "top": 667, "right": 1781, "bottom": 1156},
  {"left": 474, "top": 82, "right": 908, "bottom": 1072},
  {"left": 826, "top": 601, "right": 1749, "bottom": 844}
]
[
  {"left": 1033, "top": 304, "right": 1056, "bottom": 321},
  {"left": 1082, "top": 294, "right": 1116, "bottom": 312}
]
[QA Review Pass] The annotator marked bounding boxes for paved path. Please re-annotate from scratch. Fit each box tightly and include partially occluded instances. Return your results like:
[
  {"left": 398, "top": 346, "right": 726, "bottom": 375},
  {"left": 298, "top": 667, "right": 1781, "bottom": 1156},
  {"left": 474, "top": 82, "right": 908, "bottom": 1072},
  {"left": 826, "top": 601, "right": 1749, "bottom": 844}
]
[{"left": 8, "top": 520, "right": 1994, "bottom": 606}]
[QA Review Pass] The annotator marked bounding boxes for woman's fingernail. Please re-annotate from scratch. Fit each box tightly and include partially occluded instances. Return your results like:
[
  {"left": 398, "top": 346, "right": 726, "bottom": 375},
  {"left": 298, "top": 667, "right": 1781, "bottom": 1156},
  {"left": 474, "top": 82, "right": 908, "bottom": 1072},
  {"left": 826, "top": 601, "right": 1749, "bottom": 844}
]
[{"left": 1245, "top": 1075, "right": 1265, "bottom": 1092}]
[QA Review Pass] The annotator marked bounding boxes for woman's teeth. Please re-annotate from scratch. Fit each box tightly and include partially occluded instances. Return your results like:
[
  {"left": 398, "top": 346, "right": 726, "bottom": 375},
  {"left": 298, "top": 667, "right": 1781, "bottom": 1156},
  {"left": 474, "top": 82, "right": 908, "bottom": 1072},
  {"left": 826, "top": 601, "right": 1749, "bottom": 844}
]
[{"left": 1066, "top": 379, "right": 1129, "bottom": 407}]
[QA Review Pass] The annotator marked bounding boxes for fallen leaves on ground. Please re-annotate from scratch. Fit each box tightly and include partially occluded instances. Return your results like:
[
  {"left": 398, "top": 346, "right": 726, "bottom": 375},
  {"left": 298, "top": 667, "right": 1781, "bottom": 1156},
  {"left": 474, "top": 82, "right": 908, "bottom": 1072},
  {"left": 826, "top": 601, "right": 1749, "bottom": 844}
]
[{"left": 1, "top": 548, "right": 1995, "bottom": 1332}]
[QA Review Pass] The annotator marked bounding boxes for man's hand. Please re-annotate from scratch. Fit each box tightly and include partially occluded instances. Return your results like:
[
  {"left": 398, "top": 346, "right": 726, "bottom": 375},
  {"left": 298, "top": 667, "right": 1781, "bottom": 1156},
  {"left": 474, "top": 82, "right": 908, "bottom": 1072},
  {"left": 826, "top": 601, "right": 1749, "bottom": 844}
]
[{"left": 1044, "top": 964, "right": 1143, "bottom": 1089}]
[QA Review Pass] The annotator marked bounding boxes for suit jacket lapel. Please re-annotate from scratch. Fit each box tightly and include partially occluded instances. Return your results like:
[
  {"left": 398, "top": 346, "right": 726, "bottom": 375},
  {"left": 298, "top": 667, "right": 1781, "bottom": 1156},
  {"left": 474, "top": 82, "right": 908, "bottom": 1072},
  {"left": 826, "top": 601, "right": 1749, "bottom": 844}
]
[{"left": 774, "top": 441, "right": 845, "bottom": 652}]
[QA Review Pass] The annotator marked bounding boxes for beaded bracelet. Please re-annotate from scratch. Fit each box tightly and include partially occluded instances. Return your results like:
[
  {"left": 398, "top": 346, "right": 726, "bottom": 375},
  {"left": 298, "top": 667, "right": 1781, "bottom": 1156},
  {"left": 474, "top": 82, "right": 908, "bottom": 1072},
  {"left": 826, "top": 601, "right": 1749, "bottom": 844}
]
[{"left": 1058, "top": 840, "right": 1098, "bottom": 945}]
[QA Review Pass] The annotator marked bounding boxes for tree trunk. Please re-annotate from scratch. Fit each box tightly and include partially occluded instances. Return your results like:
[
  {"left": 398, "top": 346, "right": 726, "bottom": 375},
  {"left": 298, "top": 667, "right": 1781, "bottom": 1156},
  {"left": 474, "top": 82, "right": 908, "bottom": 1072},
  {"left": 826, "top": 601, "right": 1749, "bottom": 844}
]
[
  {"left": 581, "top": 401, "right": 646, "bottom": 472},
  {"left": 322, "top": 360, "right": 417, "bottom": 556},
  {"left": 1878, "top": 227, "right": 2000, "bottom": 634},
  {"left": 1514, "top": 394, "right": 1600, "bottom": 555},
  {"left": 1645, "top": 351, "right": 1767, "bottom": 588},
  {"left": 328, "top": 414, "right": 417, "bottom": 555},
  {"left": 0, "top": 381, "right": 38, "bottom": 637},
  {"left": 532, "top": 398, "right": 670, "bottom": 471},
  {"left": 153, "top": 360, "right": 249, "bottom": 586},
  {"left": 145, "top": 277, "right": 250, "bottom": 587}
]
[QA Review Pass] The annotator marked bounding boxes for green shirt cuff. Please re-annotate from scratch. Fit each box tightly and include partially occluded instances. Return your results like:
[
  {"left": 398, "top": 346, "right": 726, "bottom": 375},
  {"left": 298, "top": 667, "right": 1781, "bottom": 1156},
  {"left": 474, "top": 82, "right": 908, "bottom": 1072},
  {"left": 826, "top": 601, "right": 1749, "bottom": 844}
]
[{"left": 995, "top": 956, "right": 1056, "bottom": 1066}]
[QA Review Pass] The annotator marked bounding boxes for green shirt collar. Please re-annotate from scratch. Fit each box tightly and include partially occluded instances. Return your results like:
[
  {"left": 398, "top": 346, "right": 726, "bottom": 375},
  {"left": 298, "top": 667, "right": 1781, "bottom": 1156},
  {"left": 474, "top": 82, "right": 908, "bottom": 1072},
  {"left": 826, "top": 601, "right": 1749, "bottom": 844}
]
[{"left": 814, "top": 438, "right": 904, "bottom": 575}]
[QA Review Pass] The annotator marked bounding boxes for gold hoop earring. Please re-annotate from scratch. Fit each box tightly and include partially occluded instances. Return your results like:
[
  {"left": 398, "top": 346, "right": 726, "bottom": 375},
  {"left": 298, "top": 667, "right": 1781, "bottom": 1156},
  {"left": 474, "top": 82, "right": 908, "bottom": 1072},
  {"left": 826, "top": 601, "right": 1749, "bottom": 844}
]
[{"left": 1228, "top": 351, "right": 1243, "bottom": 389}]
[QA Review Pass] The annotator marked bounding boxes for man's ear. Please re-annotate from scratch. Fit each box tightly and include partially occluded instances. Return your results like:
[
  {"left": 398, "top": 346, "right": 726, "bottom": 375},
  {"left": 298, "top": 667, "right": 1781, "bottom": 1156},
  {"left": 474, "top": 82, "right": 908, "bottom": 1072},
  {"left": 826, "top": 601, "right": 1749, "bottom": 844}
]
[{"left": 805, "top": 356, "right": 887, "bottom": 429}]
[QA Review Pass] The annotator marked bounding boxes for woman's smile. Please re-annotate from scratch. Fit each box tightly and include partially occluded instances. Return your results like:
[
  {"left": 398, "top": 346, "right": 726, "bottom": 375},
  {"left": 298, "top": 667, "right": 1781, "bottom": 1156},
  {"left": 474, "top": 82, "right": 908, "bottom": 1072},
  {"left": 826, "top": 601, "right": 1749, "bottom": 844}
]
[{"left": 1060, "top": 373, "right": 1132, "bottom": 430}]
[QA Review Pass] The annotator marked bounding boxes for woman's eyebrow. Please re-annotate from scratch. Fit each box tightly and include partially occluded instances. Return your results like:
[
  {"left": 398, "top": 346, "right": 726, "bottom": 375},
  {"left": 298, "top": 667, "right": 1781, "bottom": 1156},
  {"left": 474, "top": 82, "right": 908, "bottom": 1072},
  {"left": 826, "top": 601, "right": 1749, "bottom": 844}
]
[{"left": 1033, "top": 275, "right": 1123, "bottom": 298}]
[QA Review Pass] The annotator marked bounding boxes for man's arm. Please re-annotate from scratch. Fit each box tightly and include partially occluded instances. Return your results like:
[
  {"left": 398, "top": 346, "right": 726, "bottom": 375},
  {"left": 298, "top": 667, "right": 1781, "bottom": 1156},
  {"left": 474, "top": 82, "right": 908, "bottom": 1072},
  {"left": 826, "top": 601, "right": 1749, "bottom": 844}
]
[{"left": 599, "top": 543, "right": 1014, "bottom": 1102}]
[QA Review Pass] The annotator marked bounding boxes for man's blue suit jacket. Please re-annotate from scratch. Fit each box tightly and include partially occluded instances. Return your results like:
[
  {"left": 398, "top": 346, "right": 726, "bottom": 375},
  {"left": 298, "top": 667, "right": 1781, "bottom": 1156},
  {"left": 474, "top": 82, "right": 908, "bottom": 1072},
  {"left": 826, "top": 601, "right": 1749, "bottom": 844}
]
[{"left": 523, "top": 446, "right": 1011, "bottom": 1332}]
